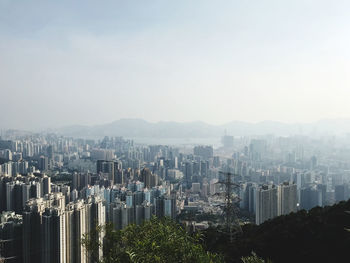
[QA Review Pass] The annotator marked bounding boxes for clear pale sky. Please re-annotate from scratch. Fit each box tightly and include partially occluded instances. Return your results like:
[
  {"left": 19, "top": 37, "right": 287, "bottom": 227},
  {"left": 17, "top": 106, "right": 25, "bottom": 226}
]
[{"left": 1, "top": 0, "right": 350, "bottom": 129}]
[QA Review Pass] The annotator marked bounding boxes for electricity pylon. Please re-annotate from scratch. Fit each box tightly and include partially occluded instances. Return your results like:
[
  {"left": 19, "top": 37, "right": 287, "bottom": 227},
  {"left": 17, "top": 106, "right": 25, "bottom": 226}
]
[{"left": 216, "top": 171, "right": 242, "bottom": 242}]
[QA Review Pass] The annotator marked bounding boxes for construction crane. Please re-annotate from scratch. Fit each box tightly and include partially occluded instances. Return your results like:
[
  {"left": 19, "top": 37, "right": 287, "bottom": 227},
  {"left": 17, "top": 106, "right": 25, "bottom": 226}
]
[{"left": 216, "top": 171, "right": 242, "bottom": 242}]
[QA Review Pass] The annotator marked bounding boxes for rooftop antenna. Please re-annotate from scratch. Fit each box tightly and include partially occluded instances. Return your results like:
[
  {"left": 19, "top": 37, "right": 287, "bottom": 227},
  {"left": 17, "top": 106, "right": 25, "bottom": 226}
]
[{"left": 216, "top": 171, "right": 242, "bottom": 242}]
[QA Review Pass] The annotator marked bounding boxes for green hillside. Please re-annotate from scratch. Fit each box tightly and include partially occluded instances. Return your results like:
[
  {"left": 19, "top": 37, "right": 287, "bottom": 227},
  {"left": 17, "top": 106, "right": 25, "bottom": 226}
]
[{"left": 203, "top": 200, "right": 350, "bottom": 263}]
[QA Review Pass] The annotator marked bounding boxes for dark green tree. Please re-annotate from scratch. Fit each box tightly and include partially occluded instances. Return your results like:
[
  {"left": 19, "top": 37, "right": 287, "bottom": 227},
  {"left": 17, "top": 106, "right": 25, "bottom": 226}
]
[
  {"left": 202, "top": 200, "right": 350, "bottom": 263},
  {"left": 83, "top": 216, "right": 222, "bottom": 263}
]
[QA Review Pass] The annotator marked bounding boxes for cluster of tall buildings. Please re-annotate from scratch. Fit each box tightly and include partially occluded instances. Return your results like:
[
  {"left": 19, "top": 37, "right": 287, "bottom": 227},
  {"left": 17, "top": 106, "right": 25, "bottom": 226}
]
[
  {"left": 22, "top": 193, "right": 105, "bottom": 263},
  {"left": 0, "top": 160, "right": 32, "bottom": 177},
  {"left": 0, "top": 135, "right": 186, "bottom": 262},
  {"left": 1, "top": 132, "right": 350, "bottom": 261},
  {"left": 0, "top": 211, "right": 22, "bottom": 261},
  {"left": 240, "top": 182, "right": 297, "bottom": 225},
  {"left": 0, "top": 174, "right": 51, "bottom": 214},
  {"left": 193, "top": 146, "right": 213, "bottom": 160},
  {"left": 0, "top": 170, "right": 178, "bottom": 262}
]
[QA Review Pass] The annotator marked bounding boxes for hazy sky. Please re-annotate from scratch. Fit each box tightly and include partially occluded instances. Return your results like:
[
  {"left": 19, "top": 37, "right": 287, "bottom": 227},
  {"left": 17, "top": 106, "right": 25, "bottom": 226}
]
[{"left": 1, "top": 0, "right": 350, "bottom": 129}]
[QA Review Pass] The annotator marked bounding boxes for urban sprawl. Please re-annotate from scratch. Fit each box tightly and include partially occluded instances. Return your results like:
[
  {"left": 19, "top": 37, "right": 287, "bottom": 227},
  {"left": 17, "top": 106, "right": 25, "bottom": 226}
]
[{"left": 0, "top": 131, "right": 349, "bottom": 262}]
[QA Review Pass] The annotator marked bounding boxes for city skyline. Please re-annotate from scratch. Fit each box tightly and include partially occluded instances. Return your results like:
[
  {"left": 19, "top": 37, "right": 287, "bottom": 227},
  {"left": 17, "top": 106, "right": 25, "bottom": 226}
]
[
  {"left": 1, "top": 1, "right": 350, "bottom": 262},
  {"left": 1, "top": 1, "right": 350, "bottom": 129},
  {"left": 1, "top": 130, "right": 349, "bottom": 262}
]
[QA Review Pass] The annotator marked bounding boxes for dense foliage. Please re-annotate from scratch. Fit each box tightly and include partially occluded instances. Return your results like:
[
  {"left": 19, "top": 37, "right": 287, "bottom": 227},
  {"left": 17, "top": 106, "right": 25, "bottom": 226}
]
[
  {"left": 83, "top": 217, "right": 222, "bottom": 263},
  {"left": 84, "top": 200, "right": 350, "bottom": 263},
  {"left": 203, "top": 200, "right": 350, "bottom": 263},
  {"left": 51, "top": 173, "right": 72, "bottom": 183}
]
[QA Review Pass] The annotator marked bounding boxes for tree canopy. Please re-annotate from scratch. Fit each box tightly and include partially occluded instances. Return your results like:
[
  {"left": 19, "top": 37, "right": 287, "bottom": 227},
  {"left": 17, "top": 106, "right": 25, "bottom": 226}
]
[
  {"left": 203, "top": 200, "right": 350, "bottom": 263},
  {"left": 83, "top": 200, "right": 350, "bottom": 263},
  {"left": 83, "top": 216, "right": 222, "bottom": 263}
]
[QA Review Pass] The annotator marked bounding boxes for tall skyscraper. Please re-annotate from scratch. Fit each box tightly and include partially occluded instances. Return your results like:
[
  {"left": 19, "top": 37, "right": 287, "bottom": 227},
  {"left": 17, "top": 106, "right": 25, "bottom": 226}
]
[
  {"left": 256, "top": 185, "right": 277, "bottom": 225},
  {"left": 41, "top": 207, "right": 66, "bottom": 263},
  {"left": 277, "top": 182, "right": 297, "bottom": 216},
  {"left": 97, "top": 160, "right": 120, "bottom": 185},
  {"left": 335, "top": 184, "right": 349, "bottom": 202},
  {"left": 23, "top": 193, "right": 66, "bottom": 263},
  {"left": 38, "top": 156, "right": 49, "bottom": 172},
  {"left": 43, "top": 176, "right": 51, "bottom": 195},
  {"left": 221, "top": 135, "right": 234, "bottom": 149},
  {"left": 300, "top": 184, "right": 327, "bottom": 210},
  {"left": 140, "top": 168, "right": 158, "bottom": 189},
  {"left": 65, "top": 200, "right": 88, "bottom": 263},
  {"left": 88, "top": 195, "right": 105, "bottom": 261},
  {"left": 0, "top": 211, "right": 23, "bottom": 262},
  {"left": 249, "top": 139, "right": 267, "bottom": 161},
  {"left": 184, "top": 162, "right": 193, "bottom": 188}
]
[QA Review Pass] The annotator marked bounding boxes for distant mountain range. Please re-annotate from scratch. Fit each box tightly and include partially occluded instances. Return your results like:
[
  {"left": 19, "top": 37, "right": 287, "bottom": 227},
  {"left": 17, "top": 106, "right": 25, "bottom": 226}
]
[{"left": 55, "top": 118, "right": 350, "bottom": 138}]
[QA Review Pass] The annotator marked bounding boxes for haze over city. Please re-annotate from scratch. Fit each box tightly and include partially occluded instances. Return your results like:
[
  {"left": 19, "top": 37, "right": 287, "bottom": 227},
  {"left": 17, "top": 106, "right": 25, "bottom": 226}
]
[
  {"left": 1, "top": 0, "right": 350, "bottom": 130},
  {"left": 2, "top": 1, "right": 350, "bottom": 263}
]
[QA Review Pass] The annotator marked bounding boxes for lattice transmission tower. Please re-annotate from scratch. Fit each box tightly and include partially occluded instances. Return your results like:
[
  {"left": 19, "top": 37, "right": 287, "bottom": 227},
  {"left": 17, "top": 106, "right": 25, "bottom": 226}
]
[{"left": 216, "top": 171, "right": 242, "bottom": 242}]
